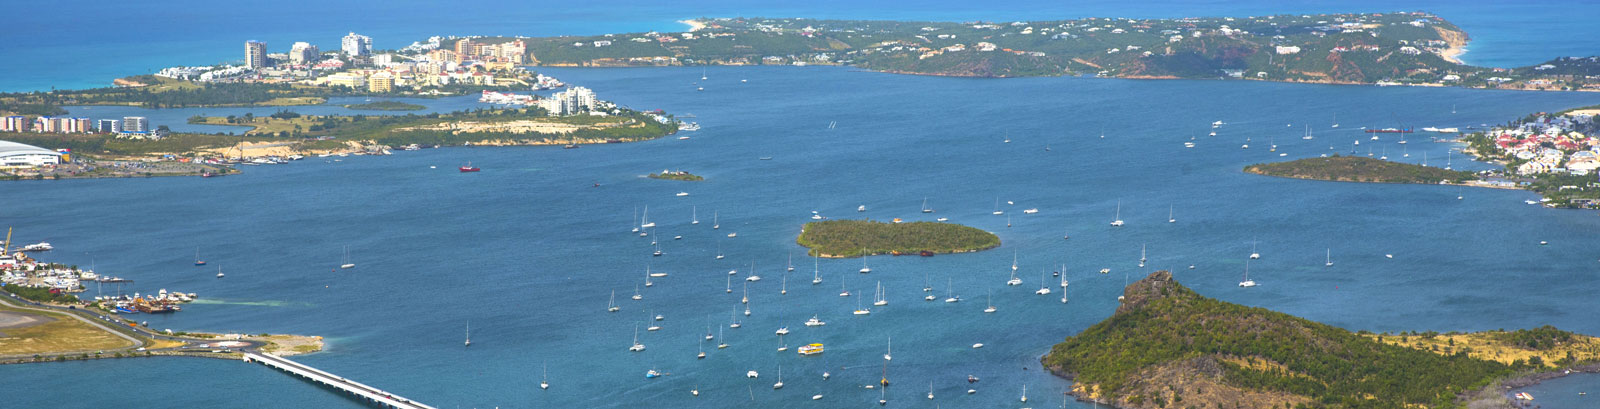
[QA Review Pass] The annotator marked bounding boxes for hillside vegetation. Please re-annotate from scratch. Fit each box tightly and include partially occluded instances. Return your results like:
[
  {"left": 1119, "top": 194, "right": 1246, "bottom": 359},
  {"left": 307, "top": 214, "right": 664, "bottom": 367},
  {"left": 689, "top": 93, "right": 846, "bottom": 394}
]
[
  {"left": 1244, "top": 155, "right": 1477, "bottom": 184},
  {"left": 1043, "top": 271, "right": 1530, "bottom": 409},
  {"left": 796, "top": 219, "right": 999, "bottom": 258}
]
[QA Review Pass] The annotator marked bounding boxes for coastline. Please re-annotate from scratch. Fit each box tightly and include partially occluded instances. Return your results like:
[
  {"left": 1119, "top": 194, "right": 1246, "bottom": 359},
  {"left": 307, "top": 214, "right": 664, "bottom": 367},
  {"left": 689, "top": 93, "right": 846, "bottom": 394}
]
[{"left": 678, "top": 19, "right": 706, "bottom": 32}]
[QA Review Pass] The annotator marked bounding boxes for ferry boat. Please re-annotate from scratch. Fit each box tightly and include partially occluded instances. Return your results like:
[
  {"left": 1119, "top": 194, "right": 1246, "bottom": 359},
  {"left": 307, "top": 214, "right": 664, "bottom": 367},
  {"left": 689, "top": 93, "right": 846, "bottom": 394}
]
[
  {"left": 798, "top": 343, "right": 824, "bottom": 355},
  {"left": 678, "top": 122, "right": 701, "bottom": 131}
]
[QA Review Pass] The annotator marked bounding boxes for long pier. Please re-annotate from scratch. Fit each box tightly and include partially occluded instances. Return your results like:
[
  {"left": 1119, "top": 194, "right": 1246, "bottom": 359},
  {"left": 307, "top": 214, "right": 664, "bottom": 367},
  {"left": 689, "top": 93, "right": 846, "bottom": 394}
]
[{"left": 243, "top": 352, "right": 436, "bottom": 409}]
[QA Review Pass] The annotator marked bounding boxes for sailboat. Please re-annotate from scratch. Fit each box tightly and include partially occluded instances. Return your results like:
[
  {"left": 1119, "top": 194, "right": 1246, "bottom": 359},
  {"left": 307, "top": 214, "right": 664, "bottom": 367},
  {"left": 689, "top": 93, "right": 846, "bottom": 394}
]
[
  {"left": 859, "top": 250, "right": 871, "bottom": 273},
  {"left": 853, "top": 291, "right": 871, "bottom": 315},
  {"left": 984, "top": 290, "right": 996, "bottom": 313},
  {"left": 193, "top": 247, "right": 206, "bottom": 266},
  {"left": 921, "top": 197, "right": 933, "bottom": 213},
  {"left": 641, "top": 205, "right": 655, "bottom": 229},
  {"left": 340, "top": 245, "right": 355, "bottom": 269},
  {"left": 928, "top": 381, "right": 935, "bottom": 400},
  {"left": 216, "top": 265, "right": 224, "bottom": 278},
  {"left": 1110, "top": 200, "right": 1125, "bottom": 226},
  {"left": 742, "top": 282, "right": 749, "bottom": 304},
  {"left": 540, "top": 362, "right": 549, "bottom": 389},
  {"left": 730, "top": 306, "right": 742, "bottom": 328},
  {"left": 608, "top": 290, "right": 620, "bottom": 312},
  {"left": 780, "top": 272, "right": 788, "bottom": 295},
  {"left": 632, "top": 284, "right": 643, "bottom": 300},
  {"left": 1332, "top": 113, "right": 1340, "bottom": 128},
  {"left": 1302, "top": 124, "right": 1314, "bottom": 140},
  {"left": 883, "top": 337, "right": 893, "bottom": 361},
  {"left": 1139, "top": 244, "right": 1147, "bottom": 268},
  {"left": 647, "top": 310, "right": 662, "bottom": 331},
  {"left": 873, "top": 281, "right": 887, "bottom": 306},
  {"left": 1007, "top": 251, "right": 1022, "bottom": 286},
  {"left": 716, "top": 242, "right": 724, "bottom": 260},
  {"left": 644, "top": 265, "right": 654, "bottom": 287},
  {"left": 1035, "top": 271, "right": 1051, "bottom": 295},
  {"left": 1239, "top": 260, "right": 1258, "bottom": 287},
  {"left": 632, "top": 207, "right": 640, "bottom": 233},
  {"left": 1020, "top": 384, "right": 1029, "bottom": 403},
  {"left": 774, "top": 364, "right": 784, "bottom": 389},
  {"left": 691, "top": 206, "right": 699, "bottom": 225},
  {"left": 725, "top": 275, "right": 732, "bottom": 293},
  {"left": 712, "top": 211, "right": 719, "bottom": 229},
  {"left": 1168, "top": 205, "right": 1176, "bottom": 223},
  {"left": 701, "top": 68, "right": 707, "bottom": 81},
  {"left": 944, "top": 278, "right": 960, "bottom": 302},
  {"left": 1249, "top": 238, "right": 1261, "bottom": 259},
  {"left": 839, "top": 274, "right": 850, "bottom": 297},
  {"left": 1270, "top": 134, "right": 1276, "bottom": 152},
  {"left": 1325, "top": 248, "right": 1334, "bottom": 267},
  {"left": 717, "top": 327, "right": 728, "bottom": 349},
  {"left": 787, "top": 252, "right": 795, "bottom": 272},
  {"left": 464, "top": 321, "right": 472, "bottom": 347},
  {"left": 630, "top": 324, "right": 646, "bottom": 351},
  {"left": 811, "top": 254, "right": 822, "bottom": 285},
  {"left": 992, "top": 198, "right": 1004, "bottom": 215}
]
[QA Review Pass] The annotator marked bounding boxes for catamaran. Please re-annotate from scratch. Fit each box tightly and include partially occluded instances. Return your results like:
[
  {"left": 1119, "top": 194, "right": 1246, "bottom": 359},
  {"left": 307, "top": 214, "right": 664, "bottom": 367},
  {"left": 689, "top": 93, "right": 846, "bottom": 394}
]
[
  {"left": 992, "top": 198, "right": 1004, "bottom": 215},
  {"left": 921, "top": 198, "right": 933, "bottom": 213},
  {"left": 1110, "top": 200, "right": 1125, "bottom": 226},
  {"left": 1249, "top": 238, "right": 1261, "bottom": 260},
  {"left": 1239, "top": 260, "right": 1257, "bottom": 287},
  {"left": 629, "top": 324, "right": 646, "bottom": 351},
  {"left": 608, "top": 290, "right": 620, "bottom": 312},
  {"left": 1035, "top": 271, "right": 1052, "bottom": 295}
]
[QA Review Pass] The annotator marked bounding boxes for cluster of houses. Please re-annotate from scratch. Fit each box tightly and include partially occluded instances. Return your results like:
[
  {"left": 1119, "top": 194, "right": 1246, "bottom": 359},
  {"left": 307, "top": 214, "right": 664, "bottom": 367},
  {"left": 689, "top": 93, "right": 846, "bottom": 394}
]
[
  {"left": 1, "top": 249, "right": 84, "bottom": 294},
  {"left": 1485, "top": 112, "right": 1600, "bottom": 175}
]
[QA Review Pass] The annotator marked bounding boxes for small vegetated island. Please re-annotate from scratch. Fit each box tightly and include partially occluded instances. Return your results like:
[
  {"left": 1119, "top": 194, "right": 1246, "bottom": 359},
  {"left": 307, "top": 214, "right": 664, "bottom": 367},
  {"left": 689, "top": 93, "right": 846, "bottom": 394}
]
[
  {"left": 342, "top": 101, "right": 425, "bottom": 111},
  {"left": 796, "top": 219, "right": 999, "bottom": 258},
  {"left": 646, "top": 169, "right": 703, "bottom": 181},
  {"left": 1043, "top": 271, "right": 1600, "bottom": 409},
  {"left": 1243, "top": 154, "right": 1477, "bottom": 184}
]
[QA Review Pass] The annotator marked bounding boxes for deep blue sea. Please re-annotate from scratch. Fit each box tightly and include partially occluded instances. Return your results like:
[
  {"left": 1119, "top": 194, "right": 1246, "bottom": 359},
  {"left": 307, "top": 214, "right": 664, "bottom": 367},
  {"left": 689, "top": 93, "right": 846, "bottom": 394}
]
[
  {"left": 3, "top": 0, "right": 1598, "bottom": 92},
  {"left": 4, "top": 1, "right": 1600, "bottom": 408},
  {"left": 4, "top": 65, "right": 1600, "bottom": 407}
]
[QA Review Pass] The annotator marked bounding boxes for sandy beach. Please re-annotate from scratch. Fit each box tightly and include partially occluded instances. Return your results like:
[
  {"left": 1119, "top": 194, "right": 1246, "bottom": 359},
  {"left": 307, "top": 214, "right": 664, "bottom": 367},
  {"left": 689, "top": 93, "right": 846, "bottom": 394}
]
[{"left": 679, "top": 19, "right": 707, "bottom": 32}]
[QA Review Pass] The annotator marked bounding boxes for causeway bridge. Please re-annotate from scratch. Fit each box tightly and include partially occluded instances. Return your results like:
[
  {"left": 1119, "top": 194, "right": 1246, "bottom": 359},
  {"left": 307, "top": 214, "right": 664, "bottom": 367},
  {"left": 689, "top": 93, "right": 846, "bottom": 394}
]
[{"left": 243, "top": 352, "right": 436, "bottom": 409}]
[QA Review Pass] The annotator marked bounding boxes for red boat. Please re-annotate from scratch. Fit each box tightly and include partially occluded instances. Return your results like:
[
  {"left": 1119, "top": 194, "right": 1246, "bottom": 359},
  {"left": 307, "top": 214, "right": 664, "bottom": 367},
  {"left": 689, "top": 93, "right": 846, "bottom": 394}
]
[{"left": 459, "top": 162, "right": 480, "bottom": 172}]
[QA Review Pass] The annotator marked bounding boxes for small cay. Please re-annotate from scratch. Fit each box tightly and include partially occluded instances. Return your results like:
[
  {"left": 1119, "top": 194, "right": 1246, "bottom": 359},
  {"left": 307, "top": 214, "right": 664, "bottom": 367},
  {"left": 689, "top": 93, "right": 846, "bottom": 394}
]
[{"left": 796, "top": 219, "right": 999, "bottom": 258}]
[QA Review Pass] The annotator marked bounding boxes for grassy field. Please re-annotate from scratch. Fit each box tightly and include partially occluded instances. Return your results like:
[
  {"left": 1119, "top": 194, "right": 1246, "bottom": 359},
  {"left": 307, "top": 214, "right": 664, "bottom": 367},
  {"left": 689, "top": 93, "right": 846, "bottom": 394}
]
[
  {"left": 1367, "top": 330, "right": 1600, "bottom": 368},
  {"left": 188, "top": 116, "right": 323, "bottom": 135},
  {"left": 0, "top": 306, "right": 134, "bottom": 355}
]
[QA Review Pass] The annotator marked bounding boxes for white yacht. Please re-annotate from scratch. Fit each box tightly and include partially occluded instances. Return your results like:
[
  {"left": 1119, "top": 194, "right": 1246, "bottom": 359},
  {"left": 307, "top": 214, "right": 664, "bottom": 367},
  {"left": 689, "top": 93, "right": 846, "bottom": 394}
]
[
  {"left": 1239, "top": 260, "right": 1257, "bottom": 288},
  {"left": 805, "top": 315, "right": 826, "bottom": 326},
  {"left": 1110, "top": 200, "right": 1125, "bottom": 227}
]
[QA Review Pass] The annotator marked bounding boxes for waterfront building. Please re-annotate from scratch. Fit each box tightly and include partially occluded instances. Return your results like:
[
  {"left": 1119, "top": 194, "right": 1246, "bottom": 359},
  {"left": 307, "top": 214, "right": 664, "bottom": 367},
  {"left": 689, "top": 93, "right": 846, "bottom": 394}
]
[
  {"left": 325, "top": 72, "right": 366, "bottom": 88},
  {"left": 68, "top": 118, "right": 91, "bottom": 133},
  {"left": 290, "top": 42, "right": 320, "bottom": 64},
  {"left": 539, "top": 86, "right": 598, "bottom": 115},
  {"left": 342, "top": 32, "right": 372, "bottom": 57},
  {"left": 1, "top": 116, "right": 25, "bottom": 132},
  {"left": 368, "top": 72, "right": 395, "bottom": 93},
  {"left": 0, "top": 140, "right": 64, "bottom": 168},
  {"left": 123, "top": 116, "right": 148, "bottom": 133},
  {"left": 33, "top": 117, "right": 59, "bottom": 133},
  {"left": 246, "top": 40, "right": 268, "bottom": 69},
  {"left": 96, "top": 119, "right": 122, "bottom": 133}
]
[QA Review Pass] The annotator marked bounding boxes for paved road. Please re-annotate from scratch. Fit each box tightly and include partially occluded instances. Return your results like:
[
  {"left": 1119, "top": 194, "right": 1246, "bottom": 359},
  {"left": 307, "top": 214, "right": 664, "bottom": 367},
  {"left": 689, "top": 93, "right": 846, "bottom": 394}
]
[{"left": 0, "top": 293, "right": 242, "bottom": 360}]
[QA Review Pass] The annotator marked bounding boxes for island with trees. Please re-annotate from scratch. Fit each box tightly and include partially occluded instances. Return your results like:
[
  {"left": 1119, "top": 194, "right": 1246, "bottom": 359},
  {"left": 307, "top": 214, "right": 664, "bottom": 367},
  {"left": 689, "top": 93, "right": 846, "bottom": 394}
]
[
  {"left": 646, "top": 169, "right": 703, "bottom": 181},
  {"left": 1042, "top": 271, "right": 1600, "bottom": 409},
  {"left": 1244, "top": 155, "right": 1477, "bottom": 184},
  {"left": 796, "top": 219, "right": 1000, "bottom": 258}
]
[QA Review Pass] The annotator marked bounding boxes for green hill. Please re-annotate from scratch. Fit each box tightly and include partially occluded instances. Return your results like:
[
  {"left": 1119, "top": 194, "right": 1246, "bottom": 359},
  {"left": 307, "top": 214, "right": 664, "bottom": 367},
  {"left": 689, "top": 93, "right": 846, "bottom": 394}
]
[
  {"left": 1244, "top": 155, "right": 1477, "bottom": 184},
  {"left": 1043, "top": 271, "right": 1521, "bottom": 409},
  {"left": 796, "top": 219, "right": 999, "bottom": 258}
]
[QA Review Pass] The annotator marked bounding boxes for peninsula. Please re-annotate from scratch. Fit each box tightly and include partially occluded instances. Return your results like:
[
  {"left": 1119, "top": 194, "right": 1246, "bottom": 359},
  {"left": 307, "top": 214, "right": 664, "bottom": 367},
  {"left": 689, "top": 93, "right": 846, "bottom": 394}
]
[
  {"left": 1043, "top": 271, "right": 1600, "bottom": 409},
  {"left": 511, "top": 13, "right": 1597, "bottom": 90},
  {"left": 1244, "top": 155, "right": 1477, "bottom": 184},
  {"left": 796, "top": 219, "right": 999, "bottom": 258}
]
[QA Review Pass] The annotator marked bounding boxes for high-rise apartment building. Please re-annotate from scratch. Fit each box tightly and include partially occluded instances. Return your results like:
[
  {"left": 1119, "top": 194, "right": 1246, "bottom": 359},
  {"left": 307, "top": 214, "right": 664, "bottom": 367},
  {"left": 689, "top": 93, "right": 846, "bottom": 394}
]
[
  {"left": 246, "top": 40, "right": 268, "bottom": 69},
  {"left": 123, "top": 116, "right": 148, "bottom": 133},
  {"left": 342, "top": 32, "right": 372, "bottom": 56},
  {"left": 290, "top": 42, "right": 320, "bottom": 64}
]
